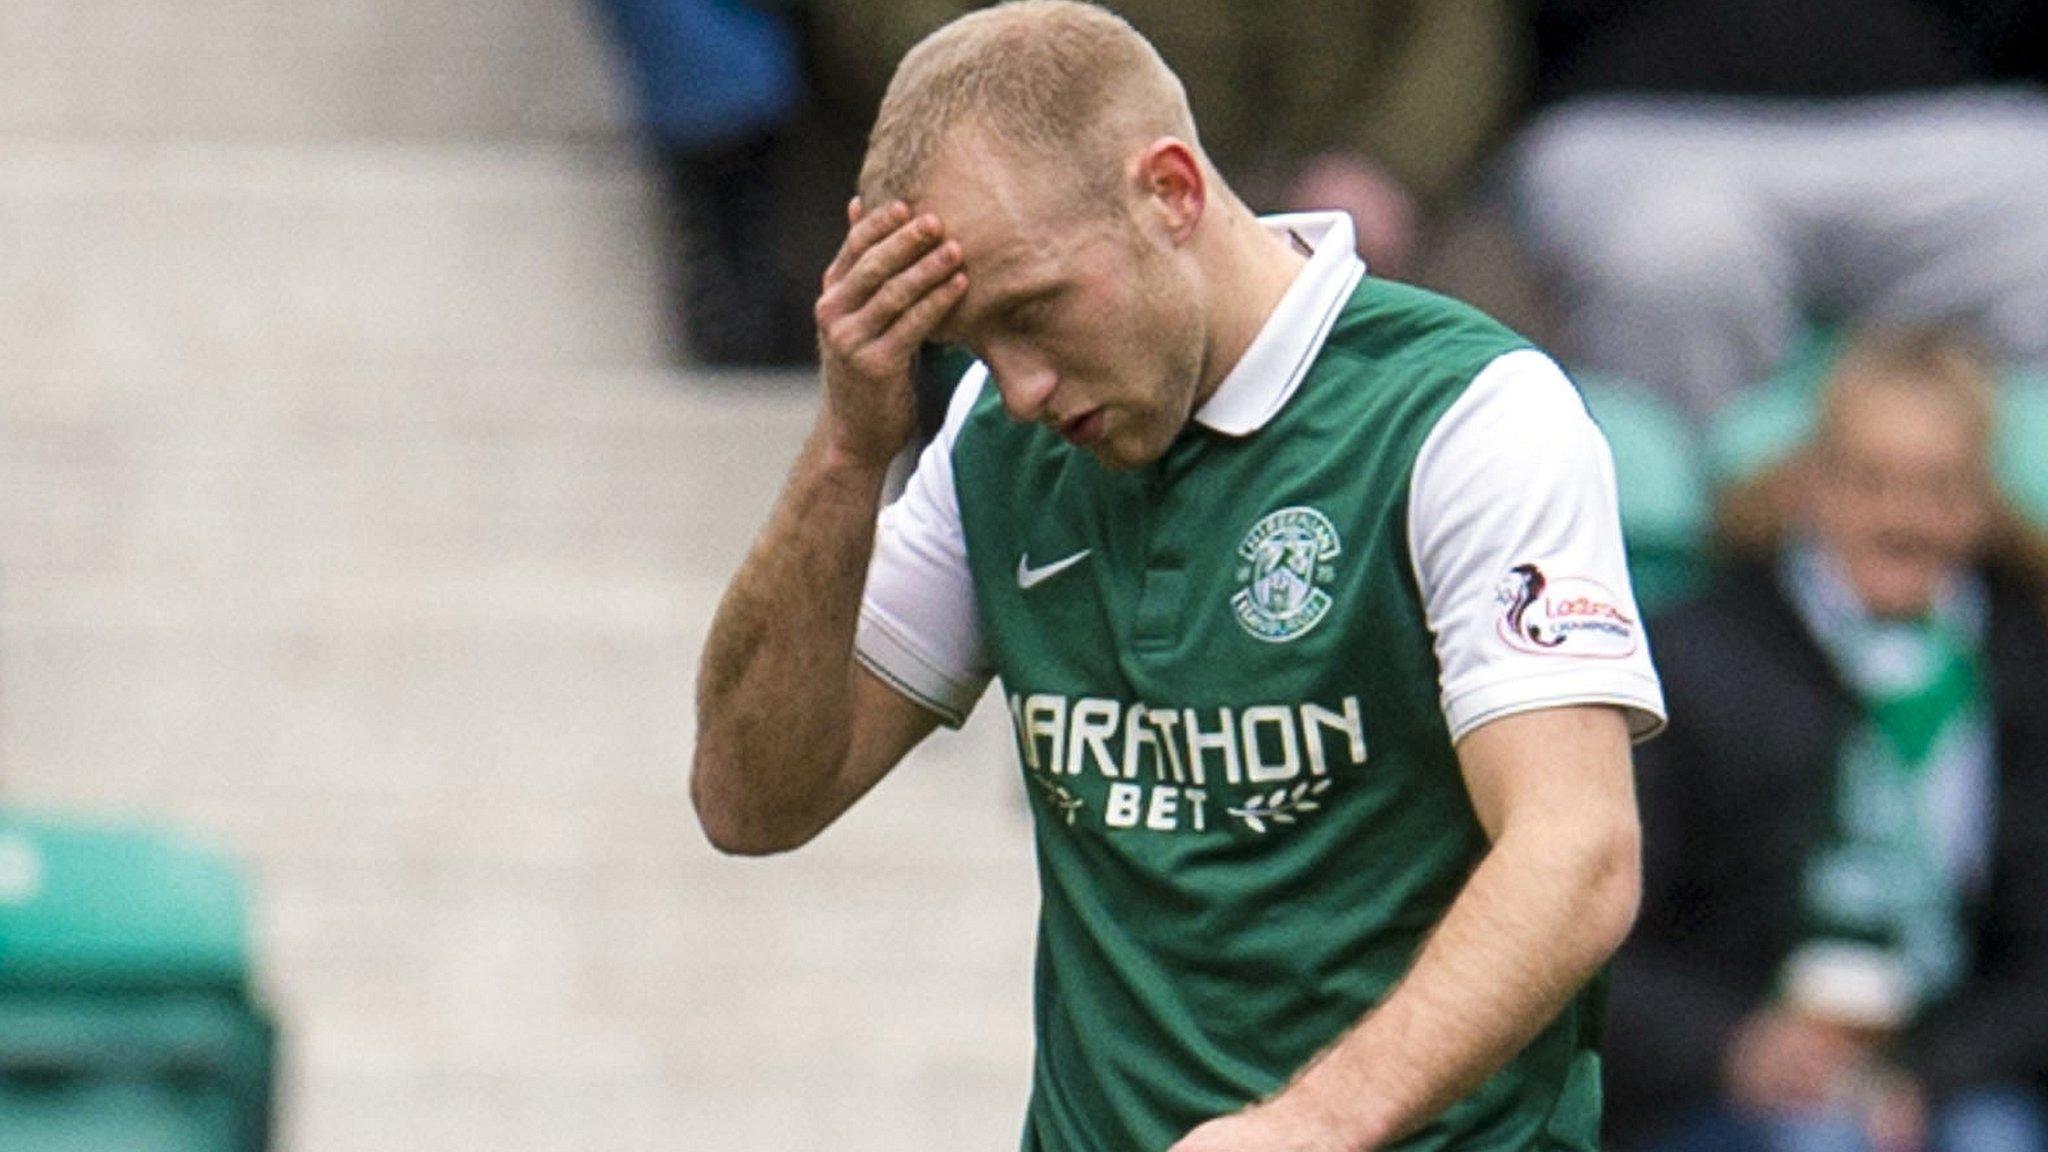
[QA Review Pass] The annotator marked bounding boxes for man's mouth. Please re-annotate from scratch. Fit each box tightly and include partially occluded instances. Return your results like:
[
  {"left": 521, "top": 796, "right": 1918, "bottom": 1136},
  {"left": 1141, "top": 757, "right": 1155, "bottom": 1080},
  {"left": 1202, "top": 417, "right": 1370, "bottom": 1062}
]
[{"left": 1058, "top": 407, "right": 1106, "bottom": 446}]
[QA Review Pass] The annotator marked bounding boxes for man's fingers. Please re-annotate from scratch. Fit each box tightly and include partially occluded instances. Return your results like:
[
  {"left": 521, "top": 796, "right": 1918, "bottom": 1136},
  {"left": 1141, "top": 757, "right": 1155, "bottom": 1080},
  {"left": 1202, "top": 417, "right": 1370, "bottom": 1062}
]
[
  {"left": 874, "top": 269, "right": 968, "bottom": 353},
  {"left": 834, "top": 273, "right": 965, "bottom": 386},
  {"left": 829, "top": 262, "right": 966, "bottom": 379},
  {"left": 822, "top": 199, "right": 904, "bottom": 287},
  {"left": 822, "top": 200, "right": 911, "bottom": 289},
  {"left": 839, "top": 239, "right": 961, "bottom": 341},
  {"left": 830, "top": 212, "right": 946, "bottom": 312},
  {"left": 815, "top": 199, "right": 965, "bottom": 388}
]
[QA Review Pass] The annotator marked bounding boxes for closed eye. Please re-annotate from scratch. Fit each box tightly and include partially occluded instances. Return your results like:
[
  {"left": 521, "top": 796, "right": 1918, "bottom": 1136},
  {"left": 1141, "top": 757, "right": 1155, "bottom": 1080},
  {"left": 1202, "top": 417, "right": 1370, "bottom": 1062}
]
[{"left": 999, "top": 287, "right": 1062, "bottom": 336}]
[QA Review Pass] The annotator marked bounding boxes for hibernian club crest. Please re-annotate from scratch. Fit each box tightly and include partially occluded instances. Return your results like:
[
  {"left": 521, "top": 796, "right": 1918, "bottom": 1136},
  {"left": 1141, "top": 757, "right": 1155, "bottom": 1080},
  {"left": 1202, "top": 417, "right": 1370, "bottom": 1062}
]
[{"left": 1231, "top": 506, "right": 1341, "bottom": 642}]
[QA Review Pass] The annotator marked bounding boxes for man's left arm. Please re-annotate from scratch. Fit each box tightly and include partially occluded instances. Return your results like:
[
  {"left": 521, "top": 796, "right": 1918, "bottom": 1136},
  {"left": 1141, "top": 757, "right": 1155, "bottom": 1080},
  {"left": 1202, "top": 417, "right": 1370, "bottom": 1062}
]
[
  {"left": 1172, "top": 703, "right": 1641, "bottom": 1152},
  {"left": 1176, "top": 348, "right": 1661, "bottom": 1151}
]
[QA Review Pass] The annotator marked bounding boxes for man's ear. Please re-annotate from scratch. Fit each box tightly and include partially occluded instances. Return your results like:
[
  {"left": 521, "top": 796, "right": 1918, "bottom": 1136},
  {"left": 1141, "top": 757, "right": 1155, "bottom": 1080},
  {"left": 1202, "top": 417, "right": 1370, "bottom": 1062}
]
[{"left": 1130, "top": 138, "right": 1205, "bottom": 245}]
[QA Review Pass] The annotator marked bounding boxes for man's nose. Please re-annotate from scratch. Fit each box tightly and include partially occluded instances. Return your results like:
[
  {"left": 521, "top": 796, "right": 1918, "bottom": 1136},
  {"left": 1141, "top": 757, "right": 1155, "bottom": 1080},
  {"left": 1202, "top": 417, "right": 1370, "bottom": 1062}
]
[{"left": 988, "top": 347, "right": 1058, "bottom": 422}]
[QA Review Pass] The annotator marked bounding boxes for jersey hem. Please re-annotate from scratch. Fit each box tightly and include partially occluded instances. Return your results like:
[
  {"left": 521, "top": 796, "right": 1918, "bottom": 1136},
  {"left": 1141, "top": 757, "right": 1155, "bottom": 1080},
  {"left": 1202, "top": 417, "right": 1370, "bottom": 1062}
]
[{"left": 1444, "top": 667, "right": 1667, "bottom": 744}]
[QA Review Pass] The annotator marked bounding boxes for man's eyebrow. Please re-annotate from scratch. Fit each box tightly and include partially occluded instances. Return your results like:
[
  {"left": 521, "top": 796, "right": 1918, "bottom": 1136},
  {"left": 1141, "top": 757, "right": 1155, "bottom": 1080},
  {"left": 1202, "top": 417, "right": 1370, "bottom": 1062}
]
[
  {"left": 1000, "top": 281, "right": 1062, "bottom": 314},
  {"left": 935, "top": 280, "right": 1060, "bottom": 345}
]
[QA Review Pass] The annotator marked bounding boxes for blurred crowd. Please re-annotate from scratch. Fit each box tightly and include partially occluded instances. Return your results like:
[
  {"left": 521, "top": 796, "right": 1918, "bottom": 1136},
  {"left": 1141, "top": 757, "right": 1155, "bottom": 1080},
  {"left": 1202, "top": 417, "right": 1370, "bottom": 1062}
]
[
  {"left": 1609, "top": 326, "right": 2048, "bottom": 1152},
  {"left": 589, "top": 1, "right": 2048, "bottom": 1150}
]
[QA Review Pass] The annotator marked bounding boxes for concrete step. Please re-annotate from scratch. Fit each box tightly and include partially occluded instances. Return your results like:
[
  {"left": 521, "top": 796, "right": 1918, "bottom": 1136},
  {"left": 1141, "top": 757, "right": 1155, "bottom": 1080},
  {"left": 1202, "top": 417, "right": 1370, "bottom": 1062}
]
[
  {"left": 0, "top": 0, "right": 624, "bottom": 141},
  {"left": 0, "top": 369, "right": 1037, "bottom": 1152},
  {"left": 0, "top": 142, "right": 667, "bottom": 374},
  {"left": 0, "top": 370, "right": 812, "bottom": 798}
]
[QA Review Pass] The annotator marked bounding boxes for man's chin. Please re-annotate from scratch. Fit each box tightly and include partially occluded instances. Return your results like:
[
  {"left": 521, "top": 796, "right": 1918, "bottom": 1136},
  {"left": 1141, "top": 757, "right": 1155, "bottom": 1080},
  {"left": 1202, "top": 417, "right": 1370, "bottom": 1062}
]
[
  {"left": 1085, "top": 444, "right": 1147, "bottom": 472},
  {"left": 1084, "top": 429, "right": 1173, "bottom": 471}
]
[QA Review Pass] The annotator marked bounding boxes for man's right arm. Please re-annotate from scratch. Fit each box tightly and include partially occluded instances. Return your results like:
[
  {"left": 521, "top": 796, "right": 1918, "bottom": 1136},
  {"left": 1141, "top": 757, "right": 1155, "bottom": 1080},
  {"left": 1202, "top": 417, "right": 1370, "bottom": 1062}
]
[{"left": 692, "top": 199, "right": 969, "bottom": 855}]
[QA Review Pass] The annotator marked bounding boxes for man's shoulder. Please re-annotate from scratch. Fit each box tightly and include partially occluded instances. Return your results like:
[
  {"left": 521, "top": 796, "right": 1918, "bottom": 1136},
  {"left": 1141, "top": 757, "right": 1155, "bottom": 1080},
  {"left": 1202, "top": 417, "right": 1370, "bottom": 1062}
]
[
  {"left": 1289, "top": 278, "right": 1548, "bottom": 469},
  {"left": 1317, "top": 277, "right": 1533, "bottom": 381}
]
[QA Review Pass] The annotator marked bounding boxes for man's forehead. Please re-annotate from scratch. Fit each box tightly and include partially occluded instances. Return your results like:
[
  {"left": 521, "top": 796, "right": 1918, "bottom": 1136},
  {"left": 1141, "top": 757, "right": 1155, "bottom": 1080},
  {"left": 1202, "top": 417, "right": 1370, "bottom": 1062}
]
[
  {"left": 921, "top": 202, "right": 1070, "bottom": 336},
  {"left": 916, "top": 135, "right": 1111, "bottom": 243},
  {"left": 916, "top": 155, "right": 1034, "bottom": 252},
  {"left": 933, "top": 210, "right": 1105, "bottom": 338},
  {"left": 900, "top": 136, "right": 1125, "bottom": 332}
]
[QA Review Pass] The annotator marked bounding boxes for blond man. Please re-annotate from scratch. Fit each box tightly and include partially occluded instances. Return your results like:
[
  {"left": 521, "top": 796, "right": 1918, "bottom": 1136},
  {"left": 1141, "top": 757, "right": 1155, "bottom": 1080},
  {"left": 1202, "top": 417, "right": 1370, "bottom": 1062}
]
[{"left": 693, "top": 4, "right": 1666, "bottom": 1149}]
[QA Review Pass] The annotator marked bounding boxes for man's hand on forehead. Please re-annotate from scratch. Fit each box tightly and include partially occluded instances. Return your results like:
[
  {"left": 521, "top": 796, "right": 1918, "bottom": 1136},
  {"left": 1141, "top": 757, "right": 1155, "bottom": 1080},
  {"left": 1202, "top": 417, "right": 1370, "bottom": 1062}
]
[{"left": 812, "top": 198, "right": 968, "bottom": 469}]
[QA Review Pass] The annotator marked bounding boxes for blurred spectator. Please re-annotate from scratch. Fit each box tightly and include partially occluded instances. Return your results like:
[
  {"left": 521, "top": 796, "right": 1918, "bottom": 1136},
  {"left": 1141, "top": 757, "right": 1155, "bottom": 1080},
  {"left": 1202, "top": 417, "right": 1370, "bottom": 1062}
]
[
  {"left": 592, "top": 0, "right": 816, "bottom": 366},
  {"left": 1506, "top": 0, "right": 2048, "bottom": 423},
  {"left": 807, "top": 0, "right": 1524, "bottom": 279},
  {"left": 1606, "top": 326, "right": 2048, "bottom": 1152}
]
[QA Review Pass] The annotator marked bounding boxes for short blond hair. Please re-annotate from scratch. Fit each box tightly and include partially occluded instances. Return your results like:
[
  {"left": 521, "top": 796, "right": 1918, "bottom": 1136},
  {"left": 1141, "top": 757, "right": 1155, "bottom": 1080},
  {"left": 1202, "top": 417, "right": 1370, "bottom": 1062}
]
[{"left": 856, "top": 1, "right": 1198, "bottom": 212}]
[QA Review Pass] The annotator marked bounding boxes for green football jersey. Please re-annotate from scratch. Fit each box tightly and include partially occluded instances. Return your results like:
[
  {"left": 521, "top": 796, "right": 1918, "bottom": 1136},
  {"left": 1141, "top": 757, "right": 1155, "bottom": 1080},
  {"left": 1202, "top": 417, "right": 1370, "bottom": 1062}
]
[{"left": 855, "top": 213, "right": 1664, "bottom": 1152}]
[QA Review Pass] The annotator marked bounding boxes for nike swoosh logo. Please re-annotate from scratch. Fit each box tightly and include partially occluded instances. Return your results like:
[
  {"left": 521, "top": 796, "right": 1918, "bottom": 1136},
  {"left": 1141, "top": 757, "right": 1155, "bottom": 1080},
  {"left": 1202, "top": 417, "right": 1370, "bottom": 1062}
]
[{"left": 1016, "top": 549, "right": 1092, "bottom": 590}]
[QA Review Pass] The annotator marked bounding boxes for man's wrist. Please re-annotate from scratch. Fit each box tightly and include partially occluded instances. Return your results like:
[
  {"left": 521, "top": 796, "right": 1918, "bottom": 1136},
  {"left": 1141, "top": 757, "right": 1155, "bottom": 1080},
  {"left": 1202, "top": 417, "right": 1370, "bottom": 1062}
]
[
  {"left": 812, "top": 418, "right": 904, "bottom": 490},
  {"left": 819, "top": 438, "right": 897, "bottom": 478},
  {"left": 1269, "top": 1060, "right": 1397, "bottom": 1152}
]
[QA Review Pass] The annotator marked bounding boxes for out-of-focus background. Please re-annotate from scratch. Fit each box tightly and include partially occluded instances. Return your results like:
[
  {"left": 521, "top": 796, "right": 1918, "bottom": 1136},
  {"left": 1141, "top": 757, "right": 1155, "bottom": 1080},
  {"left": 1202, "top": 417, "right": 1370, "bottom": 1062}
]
[
  {"left": 0, "top": 4, "right": 1036, "bottom": 1150},
  {"left": 1, "top": 1, "right": 2045, "bottom": 1150}
]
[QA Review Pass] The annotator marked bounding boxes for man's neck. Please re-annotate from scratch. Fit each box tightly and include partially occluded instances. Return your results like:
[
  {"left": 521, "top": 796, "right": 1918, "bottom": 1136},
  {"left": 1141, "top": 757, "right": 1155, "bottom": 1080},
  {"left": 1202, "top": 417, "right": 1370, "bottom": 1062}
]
[{"left": 1190, "top": 200, "right": 1310, "bottom": 410}]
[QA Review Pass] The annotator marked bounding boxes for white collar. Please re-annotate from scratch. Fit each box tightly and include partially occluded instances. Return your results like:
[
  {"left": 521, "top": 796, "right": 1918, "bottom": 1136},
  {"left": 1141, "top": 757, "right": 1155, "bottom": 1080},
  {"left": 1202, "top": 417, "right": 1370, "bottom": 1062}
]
[{"left": 1191, "top": 211, "right": 1367, "bottom": 436}]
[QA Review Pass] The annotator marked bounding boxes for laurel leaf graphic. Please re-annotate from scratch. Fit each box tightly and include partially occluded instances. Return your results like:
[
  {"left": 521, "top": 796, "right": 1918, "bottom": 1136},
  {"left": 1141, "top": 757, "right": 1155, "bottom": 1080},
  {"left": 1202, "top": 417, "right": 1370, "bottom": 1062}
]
[
  {"left": 1242, "top": 814, "right": 1267, "bottom": 834},
  {"left": 1295, "top": 801, "right": 1319, "bottom": 813},
  {"left": 1267, "top": 788, "right": 1288, "bottom": 807},
  {"left": 1272, "top": 812, "right": 1296, "bottom": 824},
  {"left": 1028, "top": 775, "right": 1086, "bottom": 825}
]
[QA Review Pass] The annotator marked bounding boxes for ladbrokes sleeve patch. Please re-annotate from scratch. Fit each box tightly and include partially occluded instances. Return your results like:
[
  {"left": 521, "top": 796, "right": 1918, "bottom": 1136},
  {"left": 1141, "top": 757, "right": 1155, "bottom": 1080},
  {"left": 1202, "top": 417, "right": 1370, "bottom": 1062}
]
[{"left": 1495, "top": 564, "right": 1641, "bottom": 658}]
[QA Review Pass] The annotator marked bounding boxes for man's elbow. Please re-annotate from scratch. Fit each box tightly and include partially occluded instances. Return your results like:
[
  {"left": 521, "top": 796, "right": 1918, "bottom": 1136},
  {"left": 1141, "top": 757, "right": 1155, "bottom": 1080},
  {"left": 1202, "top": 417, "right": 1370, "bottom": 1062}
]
[
  {"left": 1582, "top": 813, "right": 1643, "bottom": 961},
  {"left": 690, "top": 752, "right": 816, "bottom": 857},
  {"left": 695, "top": 806, "right": 801, "bottom": 857}
]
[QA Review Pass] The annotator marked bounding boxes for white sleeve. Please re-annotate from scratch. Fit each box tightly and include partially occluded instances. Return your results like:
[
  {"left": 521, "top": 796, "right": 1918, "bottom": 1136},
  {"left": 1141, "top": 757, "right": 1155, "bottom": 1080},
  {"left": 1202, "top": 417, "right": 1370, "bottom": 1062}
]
[
  {"left": 853, "top": 364, "right": 995, "bottom": 726},
  {"left": 1407, "top": 349, "right": 1667, "bottom": 744}
]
